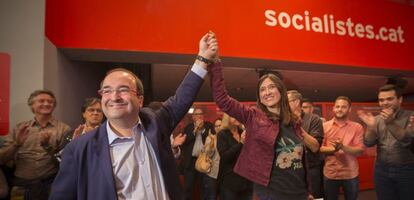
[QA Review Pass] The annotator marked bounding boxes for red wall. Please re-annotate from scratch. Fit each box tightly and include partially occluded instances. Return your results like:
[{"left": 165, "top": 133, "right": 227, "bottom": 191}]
[
  {"left": 0, "top": 53, "right": 10, "bottom": 135},
  {"left": 45, "top": 0, "right": 414, "bottom": 71}
]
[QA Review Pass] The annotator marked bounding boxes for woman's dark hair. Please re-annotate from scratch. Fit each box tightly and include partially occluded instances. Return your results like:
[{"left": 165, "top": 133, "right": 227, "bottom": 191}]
[
  {"left": 212, "top": 118, "right": 222, "bottom": 135},
  {"left": 81, "top": 97, "right": 102, "bottom": 123},
  {"left": 81, "top": 98, "right": 101, "bottom": 113},
  {"left": 256, "top": 74, "right": 296, "bottom": 125}
]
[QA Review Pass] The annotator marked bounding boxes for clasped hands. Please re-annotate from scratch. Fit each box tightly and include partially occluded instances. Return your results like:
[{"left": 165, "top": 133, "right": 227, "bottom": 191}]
[{"left": 197, "top": 31, "right": 219, "bottom": 65}]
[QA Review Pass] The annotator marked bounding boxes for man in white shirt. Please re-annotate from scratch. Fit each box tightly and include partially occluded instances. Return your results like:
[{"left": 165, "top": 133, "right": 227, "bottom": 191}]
[{"left": 50, "top": 32, "right": 219, "bottom": 200}]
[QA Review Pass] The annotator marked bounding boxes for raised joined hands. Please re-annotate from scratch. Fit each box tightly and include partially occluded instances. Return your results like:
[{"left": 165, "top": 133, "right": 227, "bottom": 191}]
[{"left": 198, "top": 31, "right": 219, "bottom": 61}]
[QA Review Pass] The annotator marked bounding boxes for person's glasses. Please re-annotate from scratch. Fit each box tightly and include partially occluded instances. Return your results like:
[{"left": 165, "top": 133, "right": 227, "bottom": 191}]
[
  {"left": 86, "top": 108, "right": 103, "bottom": 113},
  {"left": 193, "top": 113, "right": 204, "bottom": 116},
  {"left": 98, "top": 87, "right": 138, "bottom": 97}
]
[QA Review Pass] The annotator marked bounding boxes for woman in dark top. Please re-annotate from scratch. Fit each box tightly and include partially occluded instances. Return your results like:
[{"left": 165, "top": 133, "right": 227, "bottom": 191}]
[
  {"left": 208, "top": 32, "right": 313, "bottom": 200},
  {"left": 217, "top": 116, "right": 252, "bottom": 200}
]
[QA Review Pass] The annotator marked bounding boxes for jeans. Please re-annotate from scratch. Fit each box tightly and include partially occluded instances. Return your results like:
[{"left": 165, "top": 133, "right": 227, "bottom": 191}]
[
  {"left": 220, "top": 184, "right": 252, "bottom": 200},
  {"left": 202, "top": 175, "right": 217, "bottom": 200},
  {"left": 184, "top": 159, "right": 217, "bottom": 200},
  {"left": 374, "top": 162, "right": 414, "bottom": 200},
  {"left": 10, "top": 175, "right": 54, "bottom": 200},
  {"left": 323, "top": 176, "right": 359, "bottom": 200},
  {"left": 308, "top": 165, "right": 323, "bottom": 198}
]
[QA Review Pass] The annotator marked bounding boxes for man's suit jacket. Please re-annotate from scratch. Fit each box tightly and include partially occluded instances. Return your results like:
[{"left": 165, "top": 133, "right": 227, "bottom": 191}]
[{"left": 50, "top": 70, "right": 205, "bottom": 200}]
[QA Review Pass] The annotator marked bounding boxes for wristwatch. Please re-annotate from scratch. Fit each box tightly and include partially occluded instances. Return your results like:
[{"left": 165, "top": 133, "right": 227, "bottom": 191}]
[{"left": 196, "top": 55, "right": 214, "bottom": 65}]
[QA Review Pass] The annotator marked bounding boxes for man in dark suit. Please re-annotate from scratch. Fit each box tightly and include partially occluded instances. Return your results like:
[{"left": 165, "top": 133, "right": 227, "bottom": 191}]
[
  {"left": 49, "top": 32, "right": 219, "bottom": 200},
  {"left": 181, "top": 108, "right": 214, "bottom": 200}
]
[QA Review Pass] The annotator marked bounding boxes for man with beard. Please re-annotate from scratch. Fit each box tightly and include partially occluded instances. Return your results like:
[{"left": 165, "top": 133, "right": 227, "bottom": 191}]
[
  {"left": 358, "top": 84, "right": 414, "bottom": 200},
  {"left": 301, "top": 98, "right": 315, "bottom": 115},
  {"left": 320, "top": 96, "right": 365, "bottom": 200},
  {"left": 302, "top": 98, "right": 326, "bottom": 123}
]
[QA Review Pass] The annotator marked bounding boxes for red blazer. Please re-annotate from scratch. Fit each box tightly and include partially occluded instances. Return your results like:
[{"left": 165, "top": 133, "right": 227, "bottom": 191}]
[{"left": 209, "top": 62, "right": 310, "bottom": 187}]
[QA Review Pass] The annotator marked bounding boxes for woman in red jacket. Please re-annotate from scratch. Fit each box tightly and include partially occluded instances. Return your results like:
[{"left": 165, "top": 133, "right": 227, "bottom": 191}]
[{"left": 207, "top": 32, "right": 314, "bottom": 200}]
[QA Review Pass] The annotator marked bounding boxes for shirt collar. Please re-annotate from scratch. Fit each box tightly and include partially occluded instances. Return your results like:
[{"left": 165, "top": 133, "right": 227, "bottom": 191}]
[
  {"left": 30, "top": 117, "right": 57, "bottom": 128},
  {"left": 106, "top": 119, "right": 143, "bottom": 145},
  {"left": 332, "top": 118, "right": 350, "bottom": 127}
]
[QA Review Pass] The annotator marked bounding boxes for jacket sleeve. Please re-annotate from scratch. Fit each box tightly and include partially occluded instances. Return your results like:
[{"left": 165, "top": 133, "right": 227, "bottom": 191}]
[
  {"left": 161, "top": 70, "right": 205, "bottom": 131},
  {"left": 209, "top": 62, "right": 254, "bottom": 126},
  {"left": 49, "top": 142, "right": 78, "bottom": 200},
  {"left": 309, "top": 115, "right": 324, "bottom": 145}
]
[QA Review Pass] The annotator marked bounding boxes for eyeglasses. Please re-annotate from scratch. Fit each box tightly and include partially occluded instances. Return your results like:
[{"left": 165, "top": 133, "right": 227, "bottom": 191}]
[
  {"left": 86, "top": 108, "right": 103, "bottom": 113},
  {"left": 98, "top": 87, "right": 138, "bottom": 97},
  {"left": 193, "top": 113, "right": 204, "bottom": 116}
]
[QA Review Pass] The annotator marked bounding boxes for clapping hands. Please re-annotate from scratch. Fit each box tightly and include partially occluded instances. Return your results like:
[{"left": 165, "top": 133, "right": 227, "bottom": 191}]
[
  {"left": 357, "top": 110, "right": 376, "bottom": 129},
  {"left": 194, "top": 120, "right": 205, "bottom": 134},
  {"left": 379, "top": 108, "right": 396, "bottom": 124},
  {"left": 326, "top": 138, "right": 343, "bottom": 154},
  {"left": 72, "top": 124, "right": 99, "bottom": 140},
  {"left": 240, "top": 130, "right": 246, "bottom": 144},
  {"left": 40, "top": 130, "right": 52, "bottom": 146},
  {"left": 16, "top": 124, "right": 30, "bottom": 146},
  {"left": 172, "top": 133, "right": 186, "bottom": 148}
]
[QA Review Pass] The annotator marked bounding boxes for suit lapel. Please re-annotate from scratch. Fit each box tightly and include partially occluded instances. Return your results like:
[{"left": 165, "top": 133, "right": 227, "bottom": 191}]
[
  {"left": 94, "top": 123, "right": 117, "bottom": 196},
  {"left": 139, "top": 110, "right": 161, "bottom": 161}
]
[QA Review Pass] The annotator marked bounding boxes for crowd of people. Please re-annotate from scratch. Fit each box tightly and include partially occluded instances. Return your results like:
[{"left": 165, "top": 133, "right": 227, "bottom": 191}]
[{"left": 0, "top": 32, "right": 413, "bottom": 200}]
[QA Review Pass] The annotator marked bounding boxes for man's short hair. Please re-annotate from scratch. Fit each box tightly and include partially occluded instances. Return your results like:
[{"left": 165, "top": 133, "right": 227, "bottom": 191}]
[
  {"left": 27, "top": 89, "right": 57, "bottom": 107},
  {"left": 101, "top": 68, "right": 144, "bottom": 96},
  {"left": 302, "top": 98, "right": 313, "bottom": 105},
  {"left": 378, "top": 84, "right": 402, "bottom": 98},
  {"left": 335, "top": 96, "right": 352, "bottom": 107},
  {"left": 192, "top": 107, "right": 204, "bottom": 114},
  {"left": 287, "top": 90, "right": 303, "bottom": 103},
  {"left": 302, "top": 98, "right": 313, "bottom": 106}
]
